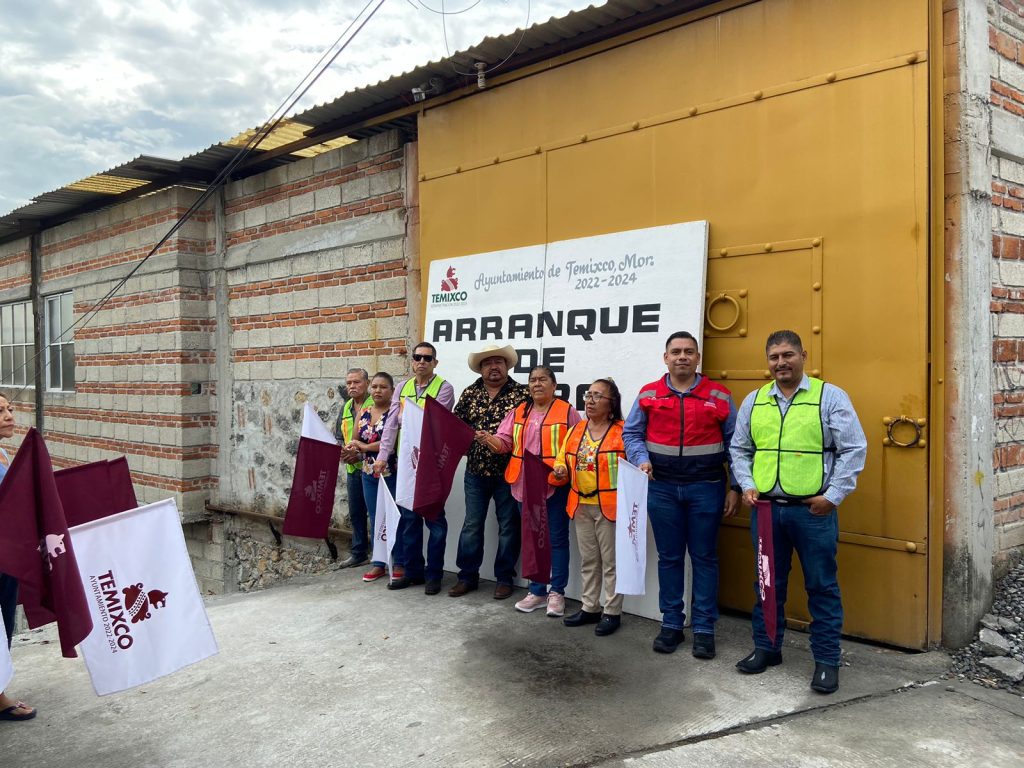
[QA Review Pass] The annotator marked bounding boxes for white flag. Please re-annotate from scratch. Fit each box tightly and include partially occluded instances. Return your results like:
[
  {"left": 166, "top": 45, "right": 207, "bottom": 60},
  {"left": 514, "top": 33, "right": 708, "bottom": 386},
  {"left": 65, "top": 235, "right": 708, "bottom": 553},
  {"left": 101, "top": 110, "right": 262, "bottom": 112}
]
[
  {"left": 300, "top": 402, "right": 337, "bottom": 444},
  {"left": 394, "top": 398, "right": 423, "bottom": 509},
  {"left": 371, "top": 479, "right": 403, "bottom": 578},
  {"left": 615, "top": 460, "right": 649, "bottom": 595},
  {"left": 0, "top": 614, "right": 11, "bottom": 693},
  {"left": 71, "top": 499, "right": 219, "bottom": 696}
]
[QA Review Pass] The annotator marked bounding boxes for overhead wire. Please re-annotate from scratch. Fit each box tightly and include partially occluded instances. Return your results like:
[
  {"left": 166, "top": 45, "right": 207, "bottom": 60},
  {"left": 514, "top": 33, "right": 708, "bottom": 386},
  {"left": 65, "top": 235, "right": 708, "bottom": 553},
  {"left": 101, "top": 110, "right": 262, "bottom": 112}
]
[
  {"left": 8, "top": 0, "right": 388, "bottom": 402},
  {"left": 439, "top": 0, "right": 532, "bottom": 77}
]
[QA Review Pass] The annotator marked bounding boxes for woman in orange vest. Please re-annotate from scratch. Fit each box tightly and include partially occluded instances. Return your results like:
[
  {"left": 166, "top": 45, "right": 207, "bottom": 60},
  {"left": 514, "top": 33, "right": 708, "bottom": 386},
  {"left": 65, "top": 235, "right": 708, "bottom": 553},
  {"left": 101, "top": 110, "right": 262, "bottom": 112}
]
[
  {"left": 480, "top": 366, "right": 581, "bottom": 617},
  {"left": 552, "top": 378, "right": 626, "bottom": 636}
]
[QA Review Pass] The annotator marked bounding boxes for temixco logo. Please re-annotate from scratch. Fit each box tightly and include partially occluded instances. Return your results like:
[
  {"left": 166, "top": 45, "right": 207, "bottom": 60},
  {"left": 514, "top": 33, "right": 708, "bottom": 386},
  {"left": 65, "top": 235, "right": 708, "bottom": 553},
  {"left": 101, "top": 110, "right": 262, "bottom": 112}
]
[
  {"left": 626, "top": 502, "right": 642, "bottom": 564},
  {"left": 89, "top": 570, "right": 169, "bottom": 652},
  {"left": 304, "top": 469, "right": 330, "bottom": 515},
  {"left": 431, "top": 266, "right": 468, "bottom": 305}
]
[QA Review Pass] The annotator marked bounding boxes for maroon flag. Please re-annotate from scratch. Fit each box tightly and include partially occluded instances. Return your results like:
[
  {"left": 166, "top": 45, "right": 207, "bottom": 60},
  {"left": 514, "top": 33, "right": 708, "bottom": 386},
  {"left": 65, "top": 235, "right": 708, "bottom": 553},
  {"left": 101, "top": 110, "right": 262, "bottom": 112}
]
[
  {"left": 283, "top": 404, "right": 342, "bottom": 539},
  {"left": 519, "top": 450, "right": 552, "bottom": 584},
  {"left": 755, "top": 500, "right": 778, "bottom": 643},
  {"left": 412, "top": 396, "right": 474, "bottom": 522},
  {"left": 55, "top": 457, "right": 139, "bottom": 527},
  {"left": 0, "top": 429, "right": 93, "bottom": 657}
]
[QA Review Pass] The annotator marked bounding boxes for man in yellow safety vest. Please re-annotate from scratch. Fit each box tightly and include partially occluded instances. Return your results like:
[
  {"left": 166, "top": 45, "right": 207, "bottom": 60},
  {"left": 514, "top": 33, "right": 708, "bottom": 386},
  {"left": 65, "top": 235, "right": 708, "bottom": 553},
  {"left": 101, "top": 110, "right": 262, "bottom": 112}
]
[{"left": 730, "top": 330, "right": 866, "bottom": 695}]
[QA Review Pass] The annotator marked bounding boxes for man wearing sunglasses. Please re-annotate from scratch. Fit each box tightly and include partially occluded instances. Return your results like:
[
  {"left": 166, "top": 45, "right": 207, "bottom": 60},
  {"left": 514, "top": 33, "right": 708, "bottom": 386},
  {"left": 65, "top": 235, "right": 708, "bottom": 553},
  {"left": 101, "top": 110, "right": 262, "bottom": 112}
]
[{"left": 375, "top": 342, "right": 455, "bottom": 595}]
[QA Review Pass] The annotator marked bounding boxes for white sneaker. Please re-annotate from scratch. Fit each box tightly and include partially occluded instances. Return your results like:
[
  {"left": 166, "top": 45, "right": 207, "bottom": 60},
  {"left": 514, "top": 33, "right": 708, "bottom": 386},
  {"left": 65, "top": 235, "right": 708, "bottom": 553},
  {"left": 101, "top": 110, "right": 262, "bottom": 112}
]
[
  {"left": 514, "top": 593, "right": 548, "bottom": 613},
  {"left": 546, "top": 592, "right": 565, "bottom": 617}
]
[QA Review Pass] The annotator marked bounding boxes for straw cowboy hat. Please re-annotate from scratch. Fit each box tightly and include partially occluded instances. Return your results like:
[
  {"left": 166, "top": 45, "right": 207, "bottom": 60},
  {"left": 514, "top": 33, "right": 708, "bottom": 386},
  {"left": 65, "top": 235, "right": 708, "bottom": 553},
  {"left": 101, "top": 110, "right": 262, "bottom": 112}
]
[{"left": 467, "top": 344, "right": 518, "bottom": 373}]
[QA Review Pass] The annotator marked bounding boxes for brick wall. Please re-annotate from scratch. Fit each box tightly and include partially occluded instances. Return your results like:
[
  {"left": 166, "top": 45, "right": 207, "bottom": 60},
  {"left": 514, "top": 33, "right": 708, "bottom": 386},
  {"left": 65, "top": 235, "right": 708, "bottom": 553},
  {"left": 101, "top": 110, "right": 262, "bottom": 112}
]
[
  {"left": 36, "top": 186, "right": 218, "bottom": 516},
  {"left": 215, "top": 130, "right": 413, "bottom": 526},
  {"left": 989, "top": 0, "right": 1024, "bottom": 563},
  {"left": 0, "top": 129, "right": 416, "bottom": 594}
]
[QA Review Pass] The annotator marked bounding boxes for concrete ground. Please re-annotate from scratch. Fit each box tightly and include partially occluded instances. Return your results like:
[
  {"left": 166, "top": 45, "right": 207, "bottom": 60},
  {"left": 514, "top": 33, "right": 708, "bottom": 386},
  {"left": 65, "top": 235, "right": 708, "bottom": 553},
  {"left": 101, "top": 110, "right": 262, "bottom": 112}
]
[{"left": 3, "top": 568, "right": 1023, "bottom": 767}]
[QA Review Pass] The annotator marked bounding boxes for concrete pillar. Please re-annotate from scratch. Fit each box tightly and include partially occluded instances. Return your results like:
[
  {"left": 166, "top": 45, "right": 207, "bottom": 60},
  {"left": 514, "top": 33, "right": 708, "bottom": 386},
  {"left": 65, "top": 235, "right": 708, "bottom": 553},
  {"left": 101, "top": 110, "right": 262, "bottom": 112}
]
[
  {"left": 213, "top": 188, "right": 236, "bottom": 503},
  {"left": 942, "top": 0, "right": 995, "bottom": 648}
]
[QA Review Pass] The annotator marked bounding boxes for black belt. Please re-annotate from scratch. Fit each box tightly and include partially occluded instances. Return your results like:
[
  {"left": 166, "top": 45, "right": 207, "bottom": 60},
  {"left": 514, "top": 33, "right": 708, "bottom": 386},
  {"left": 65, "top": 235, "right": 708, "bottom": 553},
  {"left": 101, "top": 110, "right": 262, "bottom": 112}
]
[{"left": 764, "top": 496, "right": 811, "bottom": 506}]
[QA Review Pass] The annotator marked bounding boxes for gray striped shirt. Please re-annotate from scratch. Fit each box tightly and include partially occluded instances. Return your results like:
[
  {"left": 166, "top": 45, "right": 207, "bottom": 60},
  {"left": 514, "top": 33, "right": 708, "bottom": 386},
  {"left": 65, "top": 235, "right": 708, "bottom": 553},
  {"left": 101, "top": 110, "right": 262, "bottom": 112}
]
[{"left": 730, "top": 374, "right": 867, "bottom": 506}]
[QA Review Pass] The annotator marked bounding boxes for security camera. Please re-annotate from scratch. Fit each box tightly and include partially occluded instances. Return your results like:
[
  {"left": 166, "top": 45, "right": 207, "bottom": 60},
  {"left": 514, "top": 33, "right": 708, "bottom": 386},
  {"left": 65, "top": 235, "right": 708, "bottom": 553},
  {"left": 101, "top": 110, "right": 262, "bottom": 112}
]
[{"left": 411, "top": 77, "right": 444, "bottom": 103}]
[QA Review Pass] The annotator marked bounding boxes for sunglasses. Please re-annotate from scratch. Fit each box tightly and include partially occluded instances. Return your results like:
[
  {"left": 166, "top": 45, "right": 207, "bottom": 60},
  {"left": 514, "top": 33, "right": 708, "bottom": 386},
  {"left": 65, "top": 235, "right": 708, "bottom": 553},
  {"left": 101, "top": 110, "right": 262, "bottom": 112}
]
[{"left": 412, "top": 353, "right": 435, "bottom": 362}]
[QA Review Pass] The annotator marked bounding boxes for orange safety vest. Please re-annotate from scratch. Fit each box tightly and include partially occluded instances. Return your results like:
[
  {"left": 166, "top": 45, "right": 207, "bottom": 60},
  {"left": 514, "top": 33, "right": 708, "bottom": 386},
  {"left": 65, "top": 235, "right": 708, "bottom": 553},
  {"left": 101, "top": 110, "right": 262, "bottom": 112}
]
[
  {"left": 505, "top": 399, "right": 574, "bottom": 483},
  {"left": 561, "top": 421, "right": 625, "bottom": 521}
]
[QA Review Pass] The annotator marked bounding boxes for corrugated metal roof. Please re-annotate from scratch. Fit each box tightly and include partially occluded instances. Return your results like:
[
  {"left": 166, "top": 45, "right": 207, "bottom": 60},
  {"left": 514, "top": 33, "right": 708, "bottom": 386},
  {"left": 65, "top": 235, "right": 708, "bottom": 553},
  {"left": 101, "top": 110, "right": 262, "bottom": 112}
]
[{"left": 0, "top": 0, "right": 711, "bottom": 245}]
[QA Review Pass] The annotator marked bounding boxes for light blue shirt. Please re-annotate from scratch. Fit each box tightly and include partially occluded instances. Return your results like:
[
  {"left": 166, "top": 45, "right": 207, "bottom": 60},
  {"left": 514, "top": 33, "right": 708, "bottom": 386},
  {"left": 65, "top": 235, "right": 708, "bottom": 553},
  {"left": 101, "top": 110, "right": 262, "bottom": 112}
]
[{"left": 729, "top": 374, "right": 867, "bottom": 506}]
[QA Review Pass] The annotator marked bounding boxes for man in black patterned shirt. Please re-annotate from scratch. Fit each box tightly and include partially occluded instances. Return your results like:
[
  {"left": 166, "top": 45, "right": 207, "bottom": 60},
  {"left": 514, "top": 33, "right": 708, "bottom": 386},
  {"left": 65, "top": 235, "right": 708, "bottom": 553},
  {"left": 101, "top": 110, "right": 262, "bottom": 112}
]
[{"left": 451, "top": 344, "right": 529, "bottom": 599}]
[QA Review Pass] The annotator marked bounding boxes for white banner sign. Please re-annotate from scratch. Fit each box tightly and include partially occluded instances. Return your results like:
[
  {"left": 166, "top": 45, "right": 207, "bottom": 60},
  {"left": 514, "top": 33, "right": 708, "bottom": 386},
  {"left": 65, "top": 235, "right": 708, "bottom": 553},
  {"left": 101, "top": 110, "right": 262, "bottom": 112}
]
[
  {"left": 300, "top": 401, "right": 337, "bottom": 444},
  {"left": 71, "top": 499, "right": 219, "bottom": 696},
  {"left": 425, "top": 221, "right": 708, "bottom": 407},
  {"left": 615, "top": 460, "right": 650, "bottom": 596},
  {"left": 425, "top": 222, "right": 708, "bottom": 622}
]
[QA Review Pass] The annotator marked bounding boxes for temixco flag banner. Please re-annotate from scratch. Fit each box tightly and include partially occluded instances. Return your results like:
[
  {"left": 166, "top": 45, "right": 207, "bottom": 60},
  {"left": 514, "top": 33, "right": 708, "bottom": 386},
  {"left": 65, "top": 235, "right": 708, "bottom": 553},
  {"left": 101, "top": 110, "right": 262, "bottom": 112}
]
[
  {"left": 755, "top": 500, "right": 778, "bottom": 643},
  {"left": 519, "top": 450, "right": 552, "bottom": 584},
  {"left": 412, "top": 397, "right": 474, "bottom": 522},
  {"left": 283, "top": 403, "right": 342, "bottom": 539},
  {"left": 0, "top": 428, "right": 93, "bottom": 658},
  {"left": 1, "top": 614, "right": 12, "bottom": 693},
  {"left": 395, "top": 398, "right": 424, "bottom": 510},
  {"left": 71, "top": 498, "right": 218, "bottom": 696},
  {"left": 370, "top": 478, "right": 403, "bottom": 579},
  {"left": 55, "top": 457, "right": 138, "bottom": 528},
  {"left": 614, "top": 459, "right": 649, "bottom": 596}
]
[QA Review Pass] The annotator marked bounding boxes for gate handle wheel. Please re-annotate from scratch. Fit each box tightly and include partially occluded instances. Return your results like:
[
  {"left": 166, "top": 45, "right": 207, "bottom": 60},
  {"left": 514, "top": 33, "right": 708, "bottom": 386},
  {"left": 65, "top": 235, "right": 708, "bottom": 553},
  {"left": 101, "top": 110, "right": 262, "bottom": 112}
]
[
  {"left": 706, "top": 293, "right": 741, "bottom": 332},
  {"left": 885, "top": 416, "right": 921, "bottom": 448}
]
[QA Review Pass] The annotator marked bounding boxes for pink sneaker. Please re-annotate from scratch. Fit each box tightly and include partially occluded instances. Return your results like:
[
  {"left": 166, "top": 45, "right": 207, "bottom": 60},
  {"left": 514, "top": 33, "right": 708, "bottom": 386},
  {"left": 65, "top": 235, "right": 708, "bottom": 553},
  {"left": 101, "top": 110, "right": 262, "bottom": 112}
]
[
  {"left": 546, "top": 592, "right": 565, "bottom": 617},
  {"left": 514, "top": 593, "right": 548, "bottom": 613}
]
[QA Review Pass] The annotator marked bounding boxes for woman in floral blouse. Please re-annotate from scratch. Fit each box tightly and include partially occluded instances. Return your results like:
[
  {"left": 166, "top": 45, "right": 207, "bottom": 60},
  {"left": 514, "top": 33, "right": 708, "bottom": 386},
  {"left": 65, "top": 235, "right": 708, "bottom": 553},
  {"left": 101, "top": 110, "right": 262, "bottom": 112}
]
[{"left": 353, "top": 372, "right": 406, "bottom": 583}]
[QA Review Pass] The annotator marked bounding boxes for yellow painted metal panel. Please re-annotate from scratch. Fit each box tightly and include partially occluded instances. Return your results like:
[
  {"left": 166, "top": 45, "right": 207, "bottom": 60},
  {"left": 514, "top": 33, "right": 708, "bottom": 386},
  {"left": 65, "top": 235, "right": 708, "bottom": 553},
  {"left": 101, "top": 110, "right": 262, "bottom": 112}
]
[
  {"left": 419, "top": 0, "right": 928, "bottom": 172},
  {"left": 417, "top": 0, "right": 933, "bottom": 648}
]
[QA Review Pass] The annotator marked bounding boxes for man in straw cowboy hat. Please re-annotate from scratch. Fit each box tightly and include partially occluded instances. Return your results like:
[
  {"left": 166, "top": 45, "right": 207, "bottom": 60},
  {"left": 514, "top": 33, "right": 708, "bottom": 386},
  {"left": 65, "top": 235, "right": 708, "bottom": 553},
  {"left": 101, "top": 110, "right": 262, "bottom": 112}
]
[{"left": 450, "top": 344, "right": 529, "bottom": 599}]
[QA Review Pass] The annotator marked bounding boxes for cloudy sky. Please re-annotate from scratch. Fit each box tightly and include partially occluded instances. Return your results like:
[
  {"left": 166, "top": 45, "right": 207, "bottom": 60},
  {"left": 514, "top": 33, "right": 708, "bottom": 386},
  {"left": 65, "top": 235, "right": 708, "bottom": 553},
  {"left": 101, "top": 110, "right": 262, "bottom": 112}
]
[{"left": 0, "top": 0, "right": 596, "bottom": 215}]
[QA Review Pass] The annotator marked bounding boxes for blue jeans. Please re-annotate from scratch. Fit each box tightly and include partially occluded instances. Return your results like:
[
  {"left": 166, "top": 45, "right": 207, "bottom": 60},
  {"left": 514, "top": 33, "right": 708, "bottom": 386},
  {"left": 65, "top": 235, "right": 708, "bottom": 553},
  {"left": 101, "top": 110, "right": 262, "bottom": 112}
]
[
  {"left": 751, "top": 501, "right": 843, "bottom": 666},
  {"left": 347, "top": 470, "right": 369, "bottom": 561},
  {"left": 457, "top": 472, "right": 521, "bottom": 585},
  {"left": 647, "top": 478, "right": 726, "bottom": 634},
  {"left": 401, "top": 506, "right": 448, "bottom": 581},
  {"left": 1, "top": 572, "right": 17, "bottom": 648},
  {"left": 362, "top": 473, "right": 405, "bottom": 569},
  {"left": 528, "top": 484, "right": 571, "bottom": 597}
]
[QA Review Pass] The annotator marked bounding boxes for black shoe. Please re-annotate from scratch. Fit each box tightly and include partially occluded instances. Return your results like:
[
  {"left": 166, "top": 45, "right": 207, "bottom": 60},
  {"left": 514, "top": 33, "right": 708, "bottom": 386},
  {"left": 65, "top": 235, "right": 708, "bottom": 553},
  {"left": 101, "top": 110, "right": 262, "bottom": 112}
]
[
  {"left": 594, "top": 614, "right": 621, "bottom": 636},
  {"left": 563, "top": 610, "right": 602, "bottom": 627},
  {"left": 424, "top": 579, "right": 442, "bottom": 595},
  {"left": 386, "top": 576, "right": 425, "bottom": 591},
  {"left": 692, "top": 633, "right": 716, "bottom": 659},
  {"left": 339, "top": 554, "right": 368, "bottom": 569},
  {"left": 652, "top": 627, "right": 686, "bottom": 654},
  {"left": 810, "top": 662, "right": 839, "bottom": 693},
  {"left": 735, "top": 648, "right": 783, "bottom": 674}
]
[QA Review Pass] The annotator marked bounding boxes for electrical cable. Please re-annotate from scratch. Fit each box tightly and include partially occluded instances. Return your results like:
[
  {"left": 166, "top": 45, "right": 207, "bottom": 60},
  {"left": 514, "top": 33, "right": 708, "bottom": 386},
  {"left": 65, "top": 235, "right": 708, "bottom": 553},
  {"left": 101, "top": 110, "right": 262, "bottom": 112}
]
[
  {"left": 440, "top": 0, "right": 532, "bottom": 77},
  {"left": 6, "top": 0, "right": 387, "bottom": 402}
]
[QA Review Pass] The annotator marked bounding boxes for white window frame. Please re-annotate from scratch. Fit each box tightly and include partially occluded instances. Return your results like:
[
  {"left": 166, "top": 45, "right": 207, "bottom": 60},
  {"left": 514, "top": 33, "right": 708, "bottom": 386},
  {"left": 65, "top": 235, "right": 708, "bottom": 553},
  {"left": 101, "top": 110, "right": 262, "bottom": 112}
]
[
  {"left": 0, "top": 300, "right": 34, "bottom": 388},
  {"left": 44, "top": 291, "right": 75, "bottom": 393}
]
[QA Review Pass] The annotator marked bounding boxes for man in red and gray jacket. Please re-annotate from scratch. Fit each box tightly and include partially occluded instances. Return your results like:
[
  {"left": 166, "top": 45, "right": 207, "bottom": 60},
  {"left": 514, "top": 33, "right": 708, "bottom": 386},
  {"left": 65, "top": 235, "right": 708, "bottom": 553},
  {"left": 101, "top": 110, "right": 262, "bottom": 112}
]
[{"left": 622, "top": 331, "right": 740, "bottom": 658}]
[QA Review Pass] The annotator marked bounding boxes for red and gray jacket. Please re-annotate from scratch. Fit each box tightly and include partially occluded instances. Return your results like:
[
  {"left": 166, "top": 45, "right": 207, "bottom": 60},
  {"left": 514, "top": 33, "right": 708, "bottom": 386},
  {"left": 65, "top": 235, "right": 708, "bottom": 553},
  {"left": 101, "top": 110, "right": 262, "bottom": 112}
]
[{"left": 636, "top": 375, "right": 733, "bottom": 483}]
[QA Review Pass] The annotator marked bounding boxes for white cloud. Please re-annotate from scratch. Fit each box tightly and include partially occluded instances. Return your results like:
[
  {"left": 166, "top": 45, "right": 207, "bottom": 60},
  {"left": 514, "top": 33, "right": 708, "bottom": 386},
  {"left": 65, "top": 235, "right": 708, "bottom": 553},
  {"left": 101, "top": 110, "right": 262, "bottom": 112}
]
[{"left": 0, "top": 0, "right": 596, "bottom": 213}]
